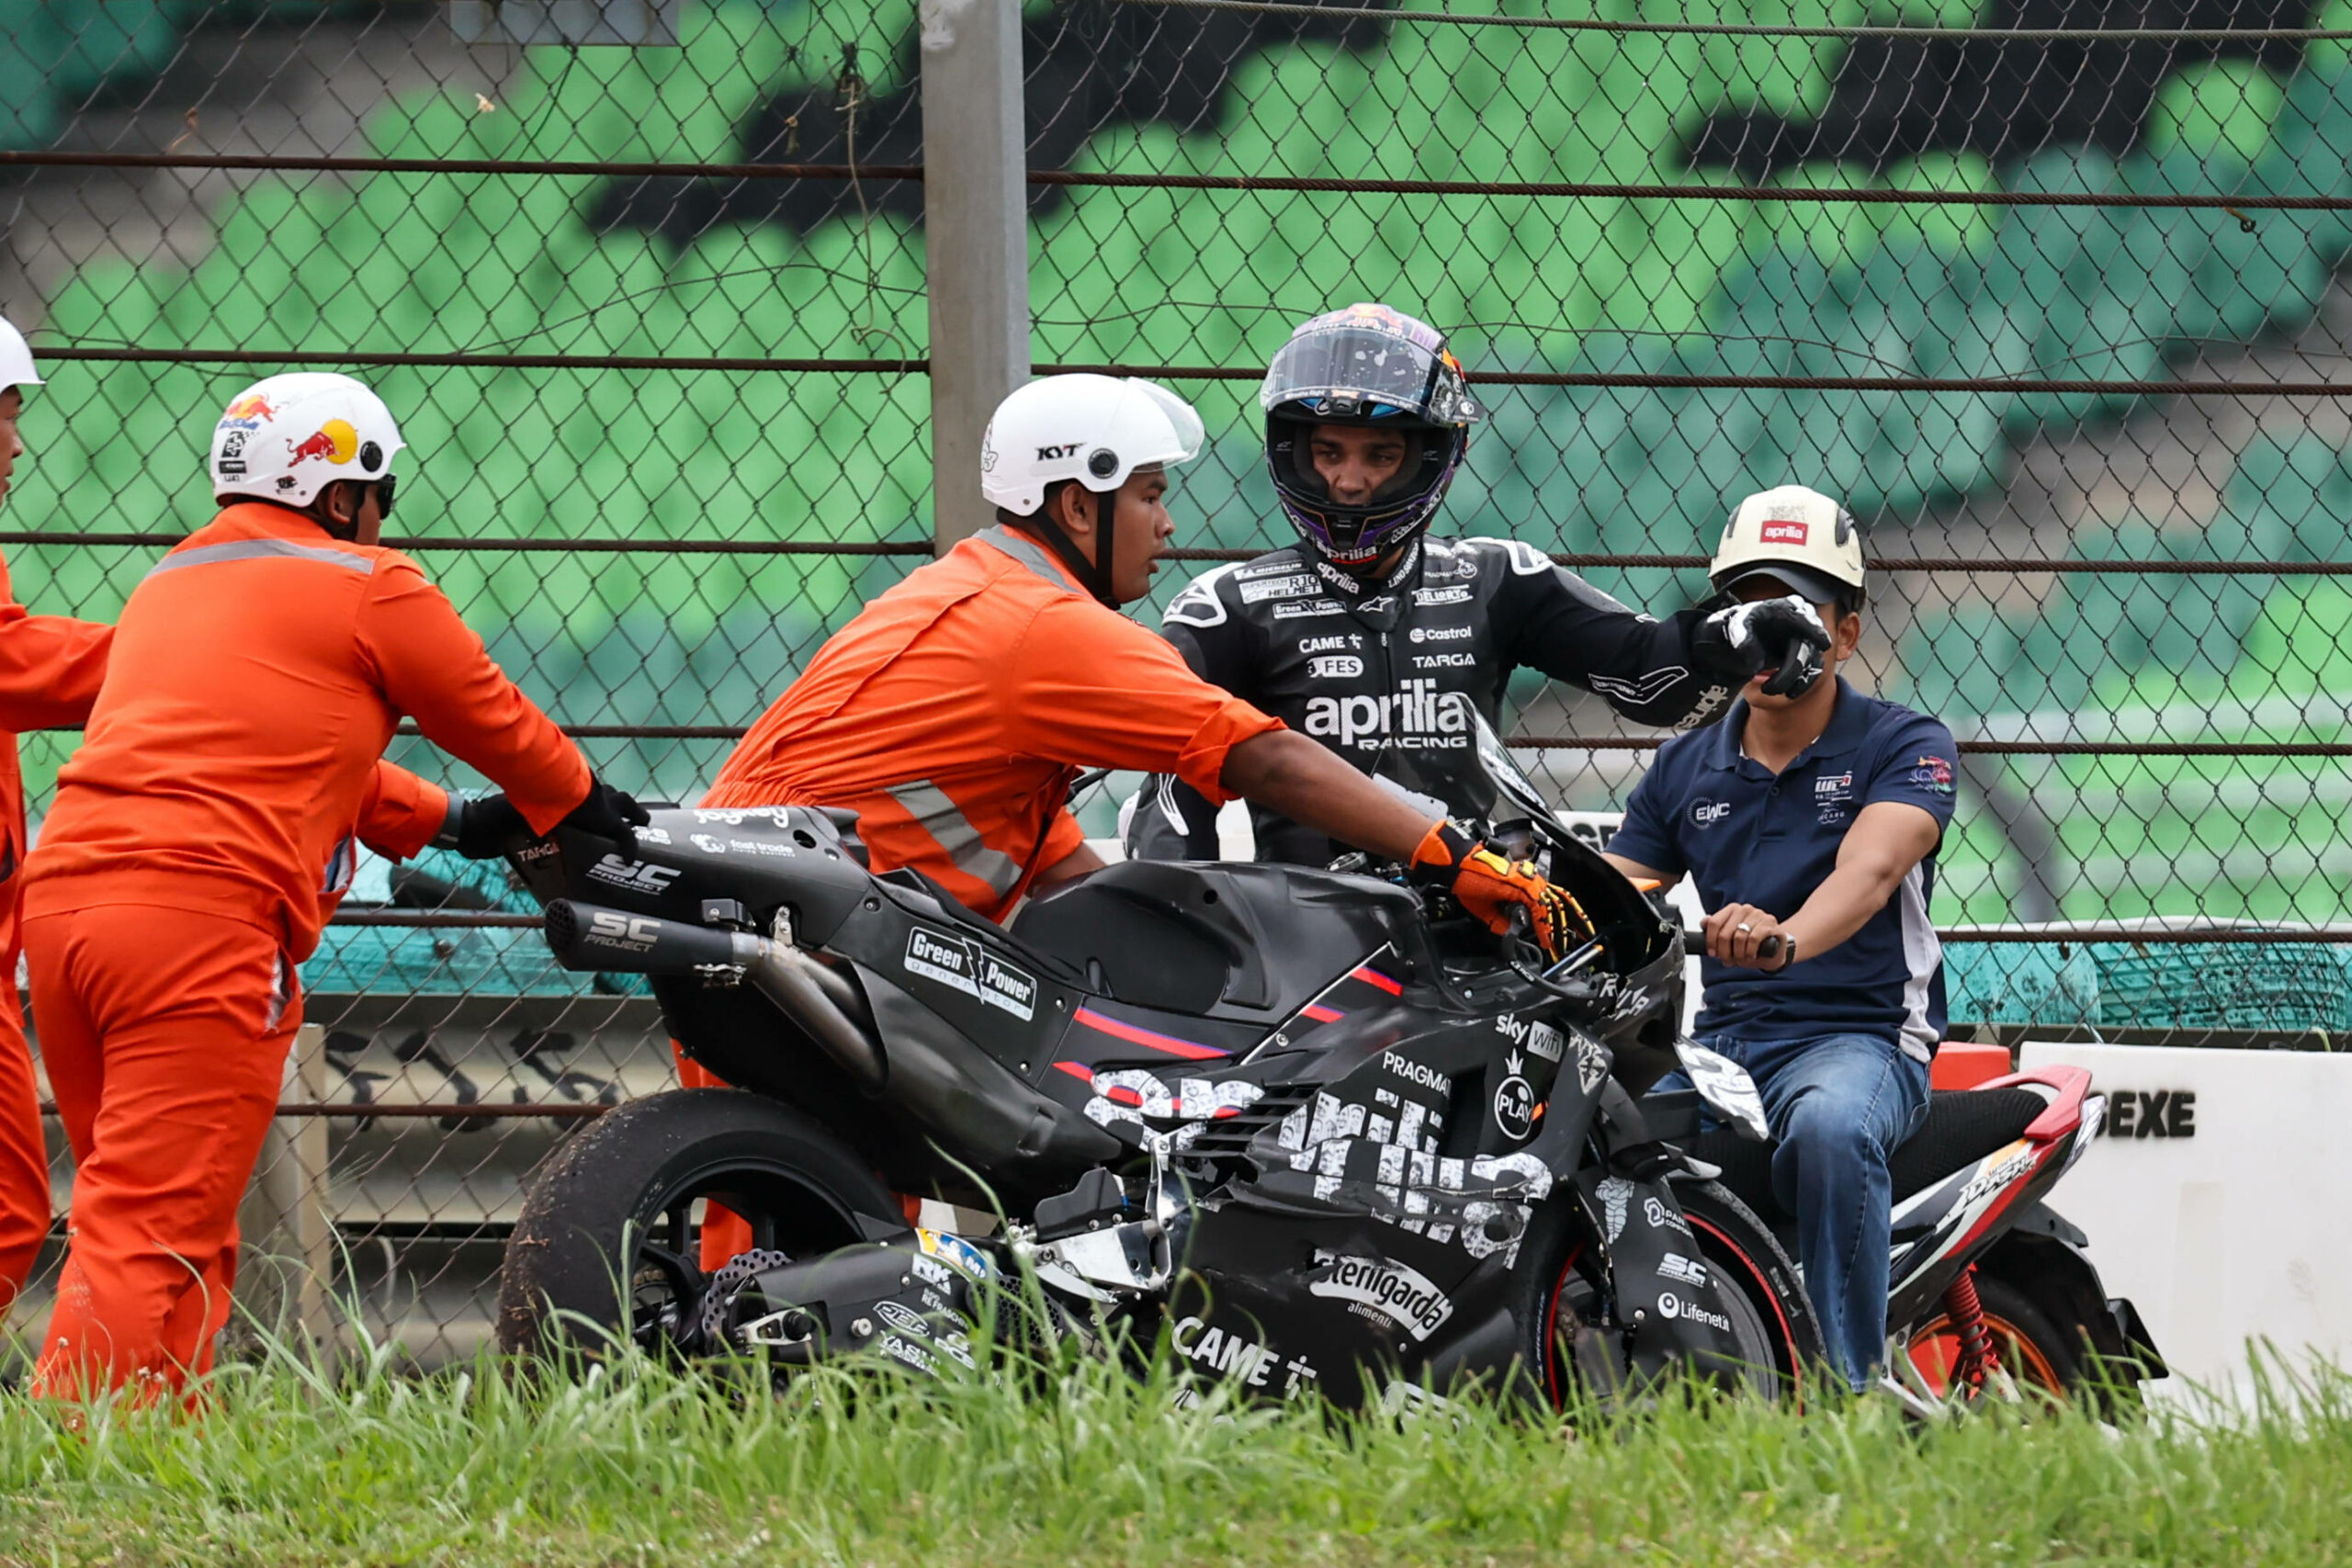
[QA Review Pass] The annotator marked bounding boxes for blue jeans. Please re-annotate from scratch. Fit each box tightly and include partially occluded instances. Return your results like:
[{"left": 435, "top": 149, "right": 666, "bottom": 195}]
[{"left": 1693, "top": 1032, "right": 1930, "bottom": 1393}]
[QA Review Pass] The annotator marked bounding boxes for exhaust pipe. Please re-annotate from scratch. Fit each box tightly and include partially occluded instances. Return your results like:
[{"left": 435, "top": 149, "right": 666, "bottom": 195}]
[{"left": 544, "top": 900, "right": 886, "bottom": 1092}]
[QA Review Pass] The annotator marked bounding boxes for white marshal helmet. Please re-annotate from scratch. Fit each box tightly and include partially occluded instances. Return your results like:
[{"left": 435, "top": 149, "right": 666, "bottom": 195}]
[
  {"left": 0, "top": 315, "right": 40, "bottom": 391},
  {"left": 979, "top": 374, "right": 1204, "bottom": 515},
  {"left": 209, "top": 372, "right": 404, "bottom": 509},
  {"left": 1709, "top": 483, "right": 1866, "bottom": 606}
]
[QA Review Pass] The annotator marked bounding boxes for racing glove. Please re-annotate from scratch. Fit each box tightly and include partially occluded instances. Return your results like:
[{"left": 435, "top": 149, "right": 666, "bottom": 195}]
[
  {"left": 1408, "top": 819, "right": 1593, "bottom": 958},
  {"left": 562, "top": 774, "right": 652, "bottom": 842},
  {"left": 1694, "top": 593, "right": 1831, "bottom": 699},
  {"left": 435, "top": 792, "right": 534, "bottom": 860},
  {"left": 435, "top": 776, "right": 650, "bottom": 859}
]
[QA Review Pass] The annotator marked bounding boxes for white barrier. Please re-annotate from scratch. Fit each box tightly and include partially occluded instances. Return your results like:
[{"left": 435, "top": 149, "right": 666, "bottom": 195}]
[{"left": 2018, "top": 1041, "right": 2352, "bottom": 1398}]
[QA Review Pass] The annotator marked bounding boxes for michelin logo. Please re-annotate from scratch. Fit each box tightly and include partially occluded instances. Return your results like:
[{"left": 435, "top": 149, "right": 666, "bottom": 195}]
[{"left": 1240, "top": 573, "right": 1321, "bottom": 604}]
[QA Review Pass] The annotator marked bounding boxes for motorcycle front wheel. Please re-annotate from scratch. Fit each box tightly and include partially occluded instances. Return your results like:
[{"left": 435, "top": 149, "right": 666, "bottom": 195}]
[
  {"left": 1529, "top": 1179, "right": 1824, "bottom": 1407},
  {"left": 496, "top": 1088, "right": 909, "bottom": 1361}
]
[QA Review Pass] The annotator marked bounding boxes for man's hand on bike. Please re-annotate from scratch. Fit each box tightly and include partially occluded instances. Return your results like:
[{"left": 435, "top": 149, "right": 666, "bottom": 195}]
[
  {"left": 1408, "top": 818, "right": 1592, "bottom": 958},
  {"left": 1703, "top": 901, "right": 1796, "bottom": 971}
]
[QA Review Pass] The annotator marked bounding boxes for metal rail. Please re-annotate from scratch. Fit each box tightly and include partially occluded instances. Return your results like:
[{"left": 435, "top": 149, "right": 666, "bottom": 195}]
[
  {"left": 1510, "top": 736, "right": 2352, "bottom": 756},
  {"left": 33, "top": 344, "right": 2352, "bottom": 397},
  {"left": 8, "top": 149, "right": 2349, "bottom": 213},
  {"left": 4, "top": 534, "right": 2346, "bottom": 575},
  {"left": 1099, "top": 0, "right": 2352, "bottom": 42}
]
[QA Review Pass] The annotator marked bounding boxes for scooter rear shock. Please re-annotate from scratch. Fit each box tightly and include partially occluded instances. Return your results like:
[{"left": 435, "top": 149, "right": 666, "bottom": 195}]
[{"left": 1943, "top": 1267, "right": 1998, "bottom": 1393}]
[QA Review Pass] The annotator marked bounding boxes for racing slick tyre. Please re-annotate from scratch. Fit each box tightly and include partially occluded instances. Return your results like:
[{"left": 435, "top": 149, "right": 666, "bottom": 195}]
[
  {"left": 1904, "top": 1270, "right": 2143, "bottom": 1417},
  {"left": 497, "top": 1088, "right": 908, "bottom": 1361},
  {"left": 1527, "top": 1179, "right": 1825, "bottom": 1407}
]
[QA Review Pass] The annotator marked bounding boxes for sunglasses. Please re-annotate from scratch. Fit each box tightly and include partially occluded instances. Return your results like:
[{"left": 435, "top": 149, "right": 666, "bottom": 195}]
[{"left": 374, "top": 472, "right": 397, "bottom": 519}]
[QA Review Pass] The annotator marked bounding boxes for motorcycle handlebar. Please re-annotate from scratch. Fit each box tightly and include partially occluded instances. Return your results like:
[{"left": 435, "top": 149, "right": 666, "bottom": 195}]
[{"left": 1681, "top": 931, "right": 1784, "bottom": 963}]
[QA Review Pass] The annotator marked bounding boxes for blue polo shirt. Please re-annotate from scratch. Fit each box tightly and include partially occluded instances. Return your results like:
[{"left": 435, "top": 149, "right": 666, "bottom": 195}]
[{"left": 1609, "top": 679, "right": 1959, "bottom": 1061}]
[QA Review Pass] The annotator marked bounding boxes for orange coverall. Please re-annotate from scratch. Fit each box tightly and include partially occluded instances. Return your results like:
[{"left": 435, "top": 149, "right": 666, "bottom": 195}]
[
  {"left": 0, "top": 548, "right": 110, "bottom": 1311},
  {"left": 22, "top": 502, "right": 590, "bottom": 1396},
  {"left": 685, "top": 522, "right": 1283, "bottom": 1260}
]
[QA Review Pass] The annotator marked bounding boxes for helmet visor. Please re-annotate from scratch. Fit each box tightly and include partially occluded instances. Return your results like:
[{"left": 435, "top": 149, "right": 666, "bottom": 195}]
[{"left": 1261, "top": 319, "right": 1480, "bottom": 428}]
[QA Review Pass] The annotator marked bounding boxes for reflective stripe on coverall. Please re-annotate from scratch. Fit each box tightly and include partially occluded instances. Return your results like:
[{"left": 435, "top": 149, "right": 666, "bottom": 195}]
[{"left": 23, "top": 504, "right": 590, "bottom": 1397}]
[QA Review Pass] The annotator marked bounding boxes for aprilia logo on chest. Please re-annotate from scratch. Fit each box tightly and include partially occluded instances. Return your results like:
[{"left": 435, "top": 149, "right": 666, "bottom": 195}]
[{"left": 1305, "top": 679, "right": 1470, "bottom": 750}]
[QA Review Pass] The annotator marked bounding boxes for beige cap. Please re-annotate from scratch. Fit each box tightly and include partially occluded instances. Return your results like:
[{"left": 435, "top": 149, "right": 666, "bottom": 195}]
[{"left": 1709, "top": 483, "right": 1865, "bottom": 604}]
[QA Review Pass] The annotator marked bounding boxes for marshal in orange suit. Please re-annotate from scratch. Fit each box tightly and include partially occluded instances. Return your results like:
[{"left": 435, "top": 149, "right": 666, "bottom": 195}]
[
  {"left": 21, "top": 373, "right": 642, "bottom": 1398},
  {"left": 0, "top": 319, "right": 112, "bottom": 1314}
]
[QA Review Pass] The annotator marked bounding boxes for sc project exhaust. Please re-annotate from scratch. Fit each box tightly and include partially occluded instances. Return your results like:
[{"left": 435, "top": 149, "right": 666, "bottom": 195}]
[{"left": 543, "top": 899, "right": 887, "bottom": 1092}]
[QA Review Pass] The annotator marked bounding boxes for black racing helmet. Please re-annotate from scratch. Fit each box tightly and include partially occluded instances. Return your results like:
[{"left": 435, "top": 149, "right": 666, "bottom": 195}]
[{"left": 1261, "top": 304, "right": 1481, "bottom": 567}]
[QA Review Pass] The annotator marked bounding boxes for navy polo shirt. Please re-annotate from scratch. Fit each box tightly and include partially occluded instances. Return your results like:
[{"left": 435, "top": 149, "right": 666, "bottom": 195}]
[{"left": 1610, "top": 678, "right": 1959, "bottom": 1061}]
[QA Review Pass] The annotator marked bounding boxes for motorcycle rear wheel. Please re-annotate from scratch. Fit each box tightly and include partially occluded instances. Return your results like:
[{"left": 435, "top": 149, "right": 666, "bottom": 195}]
[
  {"left": 1903, "top": 1272, "right": 2142, "bottom": 1415},
  {"left": 496, "top": 1088, "right": 908, "bottom": 1360}
]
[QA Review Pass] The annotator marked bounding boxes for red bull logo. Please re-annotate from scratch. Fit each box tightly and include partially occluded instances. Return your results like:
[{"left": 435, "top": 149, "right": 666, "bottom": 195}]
[
  {"left": 224, "top": 391, "right": 275, "bottom": 422},
  {"left": 287, "top": 418, "right": 358, "bottom": 467}
]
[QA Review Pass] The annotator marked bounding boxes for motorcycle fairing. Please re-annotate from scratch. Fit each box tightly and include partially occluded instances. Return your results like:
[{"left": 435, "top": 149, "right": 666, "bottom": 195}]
[
  {"left": 1883, "top": 1071, "right": 2102, "bottom": 1327},
  {"left": 1170, "top": 1198, "right": 1532, "bottom": 1411},
  {"left": 1574, "top": 1165, "right": 1752, "bottom": 1385},
  {"left": 1009, "top": 860, "right": 1437, "bottom": 1025}
]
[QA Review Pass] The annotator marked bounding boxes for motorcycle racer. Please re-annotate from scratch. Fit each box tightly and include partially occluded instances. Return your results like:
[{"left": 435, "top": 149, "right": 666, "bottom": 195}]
[{"left": 1126, "top": 303, "right": 1830, "bottom": 864}]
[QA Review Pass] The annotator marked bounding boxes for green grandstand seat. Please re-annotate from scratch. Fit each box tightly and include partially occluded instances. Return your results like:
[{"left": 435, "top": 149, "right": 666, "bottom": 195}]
[
  {"left": 2264, "top": 61, "right": 2352, "bottom": 269},
  {"left": 2222, "top": 432, "right": 2352, "bottom": 567}
]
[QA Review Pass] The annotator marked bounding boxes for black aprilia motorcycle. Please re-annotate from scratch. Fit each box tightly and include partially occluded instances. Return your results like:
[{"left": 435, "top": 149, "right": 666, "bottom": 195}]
[{"left": 496, "top": 717, "right": 1824, "bottom": 1410}]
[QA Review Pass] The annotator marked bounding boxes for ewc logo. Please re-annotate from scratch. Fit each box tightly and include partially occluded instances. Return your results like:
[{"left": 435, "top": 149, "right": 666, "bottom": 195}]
[{"left": 1690, "top": 799, "right": 1731, "bottom": 828}]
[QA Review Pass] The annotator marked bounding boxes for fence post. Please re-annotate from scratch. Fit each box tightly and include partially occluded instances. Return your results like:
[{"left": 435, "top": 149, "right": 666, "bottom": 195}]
[
  {"left": 921, "top": 0, "right": 1031, "bottom": 553},
  {"left": 240, "top": 1022, "right": 334, "bottom": 1352}
]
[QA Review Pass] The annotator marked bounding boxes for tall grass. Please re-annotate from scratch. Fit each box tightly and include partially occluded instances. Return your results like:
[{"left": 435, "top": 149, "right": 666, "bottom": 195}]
[{"left": 0, "top": 1329, "right": 2346, "bottom": 1566}]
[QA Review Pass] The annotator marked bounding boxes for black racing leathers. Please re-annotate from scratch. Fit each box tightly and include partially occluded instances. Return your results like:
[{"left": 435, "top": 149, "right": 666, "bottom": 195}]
[{"left": 1125, "top": 536, "right": 1740, "bottom": 866}]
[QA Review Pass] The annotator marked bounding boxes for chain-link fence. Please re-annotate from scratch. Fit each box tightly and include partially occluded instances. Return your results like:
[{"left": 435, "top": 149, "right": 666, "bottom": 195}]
[{"left": 7, "top": 0, "right": 2352, "bottom": 1359}]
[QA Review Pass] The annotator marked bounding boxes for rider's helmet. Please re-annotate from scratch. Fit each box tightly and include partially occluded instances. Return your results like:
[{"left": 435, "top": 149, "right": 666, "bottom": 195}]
[
  {"left": 1260, "top": 303, "right": 1481, "bottom": 569},
  {"left": 0, "top": 316, "right": 40, "bottom": 393},
  {"left": 980, "top": 374, "right": 1204, "bottom": 605},
  {"left": 209, "top": 372, "right": 404, "bottom": 513},
  {"left": 1708, "top": 483, "right": 1866, "bottom": 613}
]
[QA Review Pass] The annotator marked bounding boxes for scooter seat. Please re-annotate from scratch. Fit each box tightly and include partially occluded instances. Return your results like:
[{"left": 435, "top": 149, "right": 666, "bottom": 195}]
[{"left": 1685, "top": 1086, "right": 2048, "bottom": 1225}]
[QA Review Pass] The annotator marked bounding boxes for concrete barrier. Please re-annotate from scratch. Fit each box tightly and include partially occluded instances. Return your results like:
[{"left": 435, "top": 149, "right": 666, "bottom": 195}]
[{"left": 2018, "top": 1040, "right": 2352, "bottom": 1398}]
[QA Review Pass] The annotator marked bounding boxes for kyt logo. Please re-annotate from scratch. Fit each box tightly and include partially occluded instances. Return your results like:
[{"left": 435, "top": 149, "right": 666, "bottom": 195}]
[{"left": 1035, "top": 443, "right": 1080, "bottom": 460}]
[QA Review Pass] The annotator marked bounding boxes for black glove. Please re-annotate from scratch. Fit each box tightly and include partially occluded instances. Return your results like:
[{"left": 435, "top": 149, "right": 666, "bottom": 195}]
[
  {"left": 561, "top": 774, "right": 651, "bottom": 842},
  {"left": 435, "top": 792, "right": 535, "bottom": 861},
  {"left": 1695, "top": 593, "right": 1831, "bottom": 699}
]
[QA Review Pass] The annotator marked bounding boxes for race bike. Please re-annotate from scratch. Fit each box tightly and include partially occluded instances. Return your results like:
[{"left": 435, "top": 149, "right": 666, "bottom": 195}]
[
  {"left": 495, "top": 716, "right": 1829, "bottom": 1411},
  {"left": 1651, "top": 1040, "right": 2165, "bottom": 1411}
]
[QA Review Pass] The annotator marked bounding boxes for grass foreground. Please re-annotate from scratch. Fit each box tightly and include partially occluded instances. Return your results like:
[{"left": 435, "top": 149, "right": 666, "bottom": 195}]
[{"left": 0, "top": 1337, "right": 2346, "bottom": 1567}]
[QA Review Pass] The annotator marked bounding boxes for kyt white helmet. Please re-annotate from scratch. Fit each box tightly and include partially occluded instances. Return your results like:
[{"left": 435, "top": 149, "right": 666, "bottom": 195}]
[
  {"left": 209, "top": 372, "right": 403, "bottom": 511},
  {"left": 980, "top": 374, "right": 1204, "bottom": 516},
  {"left": 979, "top": 374, "right": 1204, "bottom": 606},
  {"left": 0, "top": 316, "right": 40, "bottom": 391}
]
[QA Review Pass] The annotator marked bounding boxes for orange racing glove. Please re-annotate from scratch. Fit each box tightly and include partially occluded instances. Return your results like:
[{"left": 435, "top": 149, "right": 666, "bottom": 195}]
[{"left": 1408, "top": 820, "right": 1593, "bottom": 958}]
